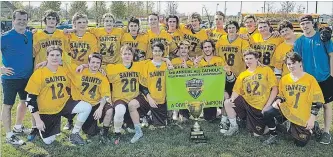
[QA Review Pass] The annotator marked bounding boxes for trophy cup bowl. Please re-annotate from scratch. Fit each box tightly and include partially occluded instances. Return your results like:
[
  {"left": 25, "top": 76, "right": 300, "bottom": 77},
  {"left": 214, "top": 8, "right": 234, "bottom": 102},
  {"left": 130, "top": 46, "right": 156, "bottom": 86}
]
[{"left": 185, "top": 101, "right": 207, "bottom": 143}]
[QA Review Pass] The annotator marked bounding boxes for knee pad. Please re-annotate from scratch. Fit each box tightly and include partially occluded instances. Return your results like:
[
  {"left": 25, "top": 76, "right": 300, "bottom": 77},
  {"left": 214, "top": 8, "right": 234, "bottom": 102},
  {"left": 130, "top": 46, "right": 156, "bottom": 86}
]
[
  {"left": 42, "top": 135, "right": 56, "bottom": 145},
  {"left": 74, "top": 101, "right": 93, "bottom": 122},
  {"left": 114, "top": 104, "right": 126, "bottom": 122}
]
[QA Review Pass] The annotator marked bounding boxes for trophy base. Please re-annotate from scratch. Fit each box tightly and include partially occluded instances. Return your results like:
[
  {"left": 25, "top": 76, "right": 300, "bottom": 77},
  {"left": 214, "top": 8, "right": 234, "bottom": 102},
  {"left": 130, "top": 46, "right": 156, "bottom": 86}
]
[{"left": 190, "top": 128, "right": 207, "bottom": 143}]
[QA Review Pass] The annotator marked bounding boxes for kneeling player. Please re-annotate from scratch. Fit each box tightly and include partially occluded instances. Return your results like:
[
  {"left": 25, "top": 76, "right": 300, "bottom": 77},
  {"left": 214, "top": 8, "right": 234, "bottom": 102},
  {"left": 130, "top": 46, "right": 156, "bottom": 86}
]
[
  {"left": 128, "top": 42, "right": 170, "bottom": 143},
  {"left": 262, "top": 52, "right": 324, "bottom": 146},
  {"left": 224, "top": 50, "right": 278, "bottom": 136},
  {"left": 67, "top": 53, "right": 113, "bottom": 142},
  {"left": 25, "top": 46, "right": 92, "bottom": 145}
]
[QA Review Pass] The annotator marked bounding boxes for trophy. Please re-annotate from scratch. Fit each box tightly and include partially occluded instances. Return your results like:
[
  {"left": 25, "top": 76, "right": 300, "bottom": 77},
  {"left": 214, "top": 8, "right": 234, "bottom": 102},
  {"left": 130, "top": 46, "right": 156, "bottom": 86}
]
[{"left": 186, "top": 101, "right": 207, "bottom": 143}]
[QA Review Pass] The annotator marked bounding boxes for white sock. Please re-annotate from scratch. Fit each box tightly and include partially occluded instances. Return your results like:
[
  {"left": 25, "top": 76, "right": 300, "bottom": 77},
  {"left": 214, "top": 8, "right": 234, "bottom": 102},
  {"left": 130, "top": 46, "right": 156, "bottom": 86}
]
[
  {"left": 71, "top": 121, "right": 84, "bottom": 134},
  {"left": 6, "top": 131, "right": 14, "bottom": 138},
  {"left": 14, "top": 124, "right": 22, "bottom": 129},
  {"left": 221, "top": 115, "right": 228, "bottom": 124},
  {"left": 229, "top": 118, "right": 237, "bottom": 127}
]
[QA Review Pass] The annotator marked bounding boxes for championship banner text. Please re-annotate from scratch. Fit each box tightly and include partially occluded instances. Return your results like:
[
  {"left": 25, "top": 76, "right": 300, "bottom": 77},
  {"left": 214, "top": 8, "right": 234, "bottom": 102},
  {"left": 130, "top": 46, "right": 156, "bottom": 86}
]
[{"left": 166, "top": 66, "right": 226, "bottom": 110}]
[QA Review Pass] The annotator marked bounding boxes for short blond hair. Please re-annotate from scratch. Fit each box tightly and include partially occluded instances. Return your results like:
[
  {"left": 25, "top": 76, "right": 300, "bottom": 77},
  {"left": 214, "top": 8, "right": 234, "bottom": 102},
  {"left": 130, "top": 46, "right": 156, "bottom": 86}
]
[
  {"left": 102, "top": 13, "right": 115, "bottom": 23},
  {"left": 46, "top": 45, "right": 63, "bottom": 56},
  {"left": 72, "top": 12, "right": 88, "bottom": 23},
  {"left": 178, "top": 40, "right": 190, "bottom": 49},
  {"left": 120, "top": 45, "right": 135, "bottom": 55}
]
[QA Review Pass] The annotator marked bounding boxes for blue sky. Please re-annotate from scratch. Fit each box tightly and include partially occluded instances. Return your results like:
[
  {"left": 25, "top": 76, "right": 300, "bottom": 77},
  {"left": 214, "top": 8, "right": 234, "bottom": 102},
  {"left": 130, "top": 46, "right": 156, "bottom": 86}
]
[{"left": 22, "top": 1, "right": 333, "bottom": 16}]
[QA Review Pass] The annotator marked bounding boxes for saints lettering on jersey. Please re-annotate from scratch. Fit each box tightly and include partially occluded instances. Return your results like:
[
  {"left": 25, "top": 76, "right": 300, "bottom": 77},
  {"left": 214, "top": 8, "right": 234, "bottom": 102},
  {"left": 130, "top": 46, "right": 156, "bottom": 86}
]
[
  {"left": 198, "top": 56, "right": 225, "bottom": 68},
  {"left": 68, "top": 32, "right": 98, "bottom": 65},
  {"left": 209, "top": 28, "right": 227, "bottom": 43},
  {"left": 25, "top": 67, "right": 70, "bottom": 114},
  {"left": 278, "top": 73, "right": 325, "bottom": 126},
  {"left": 146, "top": 30, "right": 172, "bottom": 59},
  {"left": 121, "top": 33, "right": 148, "bottom": 62}
]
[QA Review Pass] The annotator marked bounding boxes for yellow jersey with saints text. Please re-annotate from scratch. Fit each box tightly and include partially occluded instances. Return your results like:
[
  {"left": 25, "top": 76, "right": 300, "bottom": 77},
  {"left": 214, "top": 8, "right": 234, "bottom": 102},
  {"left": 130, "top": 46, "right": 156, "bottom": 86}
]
[
  {"left": 68, "top": 32, "right": 98, "bottom": 65},
  {"left": 25, "top": 66, "right": 71, "bottom": 114},
  {"left": 120, "top": 33, "right": 148, "bottom": 62},
  {"left": 146, "top": 29, "right": 173, "bottom": 59},
  {"left": 171, "top": 57, "right": 194, "bottom": 69},
  {"left": 180, "top": 27, "right": 208, "bottom": 57},
  {"left": 278, "top": 73, "right": 324, "bottom": 126},
  {"left": 198, "top": 56, "right": 225, "bottom": 67},
  {"left": 233, "top": 66, "right": 278, "bottom": 110},
  {"left": 209, "top": 28, "right": 227, "bottom": 43},
  {"left": 272, "top": 42, "right": 294, "bottom": 77}
]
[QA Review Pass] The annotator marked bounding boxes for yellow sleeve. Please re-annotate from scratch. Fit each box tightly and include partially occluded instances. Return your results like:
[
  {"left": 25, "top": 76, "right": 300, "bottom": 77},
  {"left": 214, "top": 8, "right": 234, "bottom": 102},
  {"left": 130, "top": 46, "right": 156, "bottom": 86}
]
[
  {"left": 310, "top": 78, "right": 325, "bottom": 103},
  {"left": 33, "top": 33, "right": 40, "bottom": 57},
  {"left": 25, "top": 70, "right": 42, "bottom": 95},
  {"left": 266, "top": 67, "right": 278, "bottom": 89},
  {"left": 277, "top": 78, "right": 284, "bottom": 97},
  {"left": 100, "top": 76, "right": 111, "bottom": 97},
  {"left": 232, "top": 75, "right": 244, "bottom": 95},
  {"left": 62, "top": 34, "right": 71, "bottom": 64},
  {"left": 140, "top": 62, "right": 149, "bottom": 87},
  {"left": 272, "top": 48, "right": 282, "bottom": 70},
  {"left": 87, "top": 27, "right": 97, "bottom": 35},
  {"left": 105, "top": 64, "right": 115, "bottom": 83},
  {"left": 91, "top": 35, "right": 99, "bottom": 53},
  {"left": 242, "top": 39, "right": 250, "bottom": 52}
]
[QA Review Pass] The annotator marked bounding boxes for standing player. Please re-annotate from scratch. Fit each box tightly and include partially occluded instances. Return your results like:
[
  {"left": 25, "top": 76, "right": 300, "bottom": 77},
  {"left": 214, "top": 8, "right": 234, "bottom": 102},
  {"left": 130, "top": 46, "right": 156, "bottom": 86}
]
[
  {"left": 294, "top": 15, "right": 333, "bottom": 144},
  {"left": 272, "top": 20, "right": 297, "bottom": 79},
  {"left": 239, "top": 14, "right": 260, "bottom": 42},
  {"left": 88, "top": 13, "right": 123, "bottom": 65},
  {"left": 262, "top": 52, "right": 324, "bottom": 146},
  {"left": 25, "top": 46, "right": 92, "bottom": 145},
  {"left": 166, "top": 15, "right": 184, "bottom": 59},
  {"left": 181, "top": 12, "right": 208, "bottom": 57},
  {"left": 224, "top": 50, "right": 278, "bottom": 137},
  {"left": 68, "top": 12, "right": 98, "bottom": 66},
  {"left": 146, "top": 13, "right": 173, "bottom": 59},
  {"left": 121, "top": 17, "right": 148, "bottom": 62},
  {"left": 209, "top": 11, "right": 227, "bottom": 43},
  {"left": 66, "top": 53, "right": 112, "bottom": 140},
  {"left": 251, "top": 19, "right": 284, "bottom": 66},
  {"left": 1, "top": 9, "right": 33, "bottom": 145}
]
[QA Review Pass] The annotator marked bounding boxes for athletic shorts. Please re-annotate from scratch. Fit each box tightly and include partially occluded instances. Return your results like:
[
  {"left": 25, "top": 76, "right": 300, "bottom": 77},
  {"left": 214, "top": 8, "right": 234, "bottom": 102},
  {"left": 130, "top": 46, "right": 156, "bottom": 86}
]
[
  {"left": 113, "top": 99, "right": 135, "bottom": 127},
  {"left": 318, "top": 75, "right": 333, "bottom": 104},
  {"left": 2, "top": 78, "right": 28, "bottom": 105},
  {"left": 82, "top": 102, "right": 113, "bottom": 136},
  {"left": 135, "top": 94, "right": 168, "bottom": 126},
  {"left": 233, "top": 96, "right": 265, "bottom": 135},
  {"left": 39, "top": 98, "right": 79, "bottom": 138},
  {"left": 225, "top": 79, "right": 236, "bottom": 96}
]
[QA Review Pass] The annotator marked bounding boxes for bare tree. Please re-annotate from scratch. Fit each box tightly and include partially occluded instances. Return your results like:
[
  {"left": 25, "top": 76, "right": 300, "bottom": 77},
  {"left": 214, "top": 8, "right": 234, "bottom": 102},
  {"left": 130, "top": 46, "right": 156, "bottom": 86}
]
[
  {"left": 202, "top": 5, "right": 213, "bottom": 28},
  {"left": 164, "top": 2, "right": 178, "bottom": 15},
  {"left": 266, "top": 2, "right": 275, "bottom": 13},
  {"left": 280, "top": 1, "right": 296, "bottom": 14},
  {"left": 296, "top": 4, "right": 305, "bottom": 14}
]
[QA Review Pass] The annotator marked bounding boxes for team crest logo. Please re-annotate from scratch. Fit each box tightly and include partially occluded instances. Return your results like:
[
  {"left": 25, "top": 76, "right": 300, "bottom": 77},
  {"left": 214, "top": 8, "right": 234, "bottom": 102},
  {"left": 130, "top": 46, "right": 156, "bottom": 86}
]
[{"left": 186, "top": 78, "right": 204, "bottom": 99}]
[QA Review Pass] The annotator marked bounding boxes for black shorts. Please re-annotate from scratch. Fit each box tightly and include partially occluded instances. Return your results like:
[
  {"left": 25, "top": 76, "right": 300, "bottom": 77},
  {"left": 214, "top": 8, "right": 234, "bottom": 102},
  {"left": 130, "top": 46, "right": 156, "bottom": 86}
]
[
  {"left": 318, "top": 76, "right": 333, "bottom": 104},
  {"left": 225, "top": 79, "right": 236, "bottom": 96},
  {"left": 82, "top": 103, "right": 113, "bottom": 136},
  {"left": 2, "top": 78, "right": 28, "bottom": 105},
  {"left": 233, "top": 96, "right": 265, "bottom": 135},
  {"left": 39, "top": 98, "right": 79, "bottom": 138},
  {"left": 136, "top": 94, "right": 168, "bottom": 126}
]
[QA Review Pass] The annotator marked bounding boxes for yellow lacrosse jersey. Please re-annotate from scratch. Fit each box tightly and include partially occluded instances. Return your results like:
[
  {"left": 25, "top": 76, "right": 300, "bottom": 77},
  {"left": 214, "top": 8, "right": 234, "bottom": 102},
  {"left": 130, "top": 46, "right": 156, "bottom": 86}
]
[
  {"left": 238, "top": 27, "right": 260, "bottom": 44},
  {"left": 120, "top": 33, "right": 148, "bottom": 62},
  {"left": 33, "top": 29, "right": 71, "bottom": 68},
  {"left": 105, "top": 62, "right": 144, "bottom": 103},
  {"left": 89, "top": 27, "right": 123, "bottom": 65},
  {"left": 68, "top": 32, "right": 98, "bottom": 65},
  {"left": 216, "top": 35, "right": 250, "bottom": 76},
  {"left": 168, "top": 29, "right": 184, "bottom": 58},
  {"left": 233, "top": 66, "right": 278, "bottom": 110},
  {"left": 141, "top": 61, "right": 167, "bottom": 104},
  {"left": 251, "top": 34, "right": 284, "bottom": 66},
  {"left": 278, "top": 73, "right": 324, "bottom": 127},
  {"left": 25, "top": 66, "right": 71, "bottom": 114},
  {"left": 181, "top": 28, "right": 208, "bottom": 57},
  {"left": 198, "top": 56, "right": 225, "bottom": 67},
  {"left": 272, "top": 42, "right": 293, "bottom": 77},
  {"left": 209, "top": 28, "right": 227, "bottom": 43},
  {"left": 65, "top": 63, "right": 110, "bottom": 106},
  {"left": 146, "top": 29, "right": 173, "bottom": 59},
  {"left": 171, "top": 57, "right": 194, "bottom": 69}
]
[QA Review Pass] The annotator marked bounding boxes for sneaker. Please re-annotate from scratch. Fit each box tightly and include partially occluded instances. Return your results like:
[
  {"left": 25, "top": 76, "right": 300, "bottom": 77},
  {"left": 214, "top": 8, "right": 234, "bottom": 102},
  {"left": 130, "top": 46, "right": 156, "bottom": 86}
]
[
  {"left": 63, "top": 122, "right": 74, "bottom": 130},
  {"left": 313, "top": 121, "right": 322, "bottom": 141},
  {"left": 126, "top": 127, "right": 136, "bottom": 134},
  {"left": 141, "top": 117, "right": 149, "bottom": 128},
  {"left": 263, "top": 134, "right": 278, "bottom": 145},
  {"left": 114, "top": 132, "right": 121, "bottom": 145},
  {"left": 6, "top": 135, "right": 25, "bottom": 145},
  {"left": 224, "top": 125, "right": 239, "bottom": 136},
  {"left": 130, "top": 132, "right": 143, "bottom": 143},
  {"left": 13, "top": 126, "right": 30, "bottom": 134},
  {"left": 219, "top": 122, "right": 229, "bottom": 134},
  {"left": 69, "top": 133, "right": 85, "bottom": 145},
  {"left": 319, "top": 132, "right": 331, "bottom": 145},
  {"left": 27, "top": 128, "right": 39, "bottom": 141},
  {"left": 172, "top": 111, "right": 179, "bottom": 121}
]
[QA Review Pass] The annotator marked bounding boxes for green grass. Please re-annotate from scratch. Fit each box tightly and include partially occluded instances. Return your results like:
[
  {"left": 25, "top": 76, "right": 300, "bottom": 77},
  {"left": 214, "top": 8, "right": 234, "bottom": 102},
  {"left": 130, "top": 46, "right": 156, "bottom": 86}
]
[{"left": 1, "top": 99, "right": 333, "bottom": 157}]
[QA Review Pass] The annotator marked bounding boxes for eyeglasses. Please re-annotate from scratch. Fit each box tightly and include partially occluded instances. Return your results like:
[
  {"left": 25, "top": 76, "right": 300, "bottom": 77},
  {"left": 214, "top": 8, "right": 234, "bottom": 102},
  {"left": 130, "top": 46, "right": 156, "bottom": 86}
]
[
  {"left": 22, "top": 34, "right": 28, "bottom": 44},
  {"left": 47, "top": 17, "right": 56, "bottom": 20}
]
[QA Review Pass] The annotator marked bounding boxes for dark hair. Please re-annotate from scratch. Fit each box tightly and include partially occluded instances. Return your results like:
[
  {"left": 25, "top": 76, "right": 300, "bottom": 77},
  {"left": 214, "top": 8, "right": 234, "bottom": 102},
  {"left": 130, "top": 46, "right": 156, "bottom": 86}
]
[
  {"left": 257, "top": 19, "right": 271, "bottom": 27},
  {"left": 225, "top": 21, "right": 240, "bottom": 33},
  {"left": 200, "top": 39, "right": 216, "bottom": 52},
  {"left": 166, "top": 15, "right": 179, "bottom": 29},
  {"left": 102, "top": 13, "right": 115, "bottom": 23},
  {"left": 43, "top": 10, "right": 60, "bottom": 25},
  {"left": 12, "top": 9, "right": 28, "bottom": 21},
  {"left": 299, "top": 15, "right": 314, "bottom": 23},
  {"left": 88, "top": 52, "right": 103, "bottom": 64},
  {"left": 191, "top": 12, "right": 202, "bottom": 23},
  {"left": 148, "top": 13, "right": 159, "bottom": 21},
  {"left": 127, "top": 17, "right": 140, "bottom": 33},
  {"left": 46, "top": 45, "right": 63, "bottom": 56},
  {"left": 215, "top": 11, "right": 225, "bottom": 19},
  {"left": 284, "top": 52, "right": 302, "bottom": 64},
  {"left": 243, "top": 14, "right": 256, "bottom": 22},
  {"left": 243, "top": 49, "right": 260, "bottom": 59},
  {"left": 152, "top": 41, "right": 165, "bottom": 55},
  {"left": 278, "top": 20, "right": 293, "bottom": 32}
]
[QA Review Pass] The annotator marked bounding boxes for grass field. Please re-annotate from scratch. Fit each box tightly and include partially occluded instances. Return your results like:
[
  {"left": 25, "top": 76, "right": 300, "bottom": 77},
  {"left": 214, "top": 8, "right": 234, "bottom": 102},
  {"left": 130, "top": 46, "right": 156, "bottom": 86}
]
[{"left": 1, "top": 99, "right": 333, "bottom": 157}]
